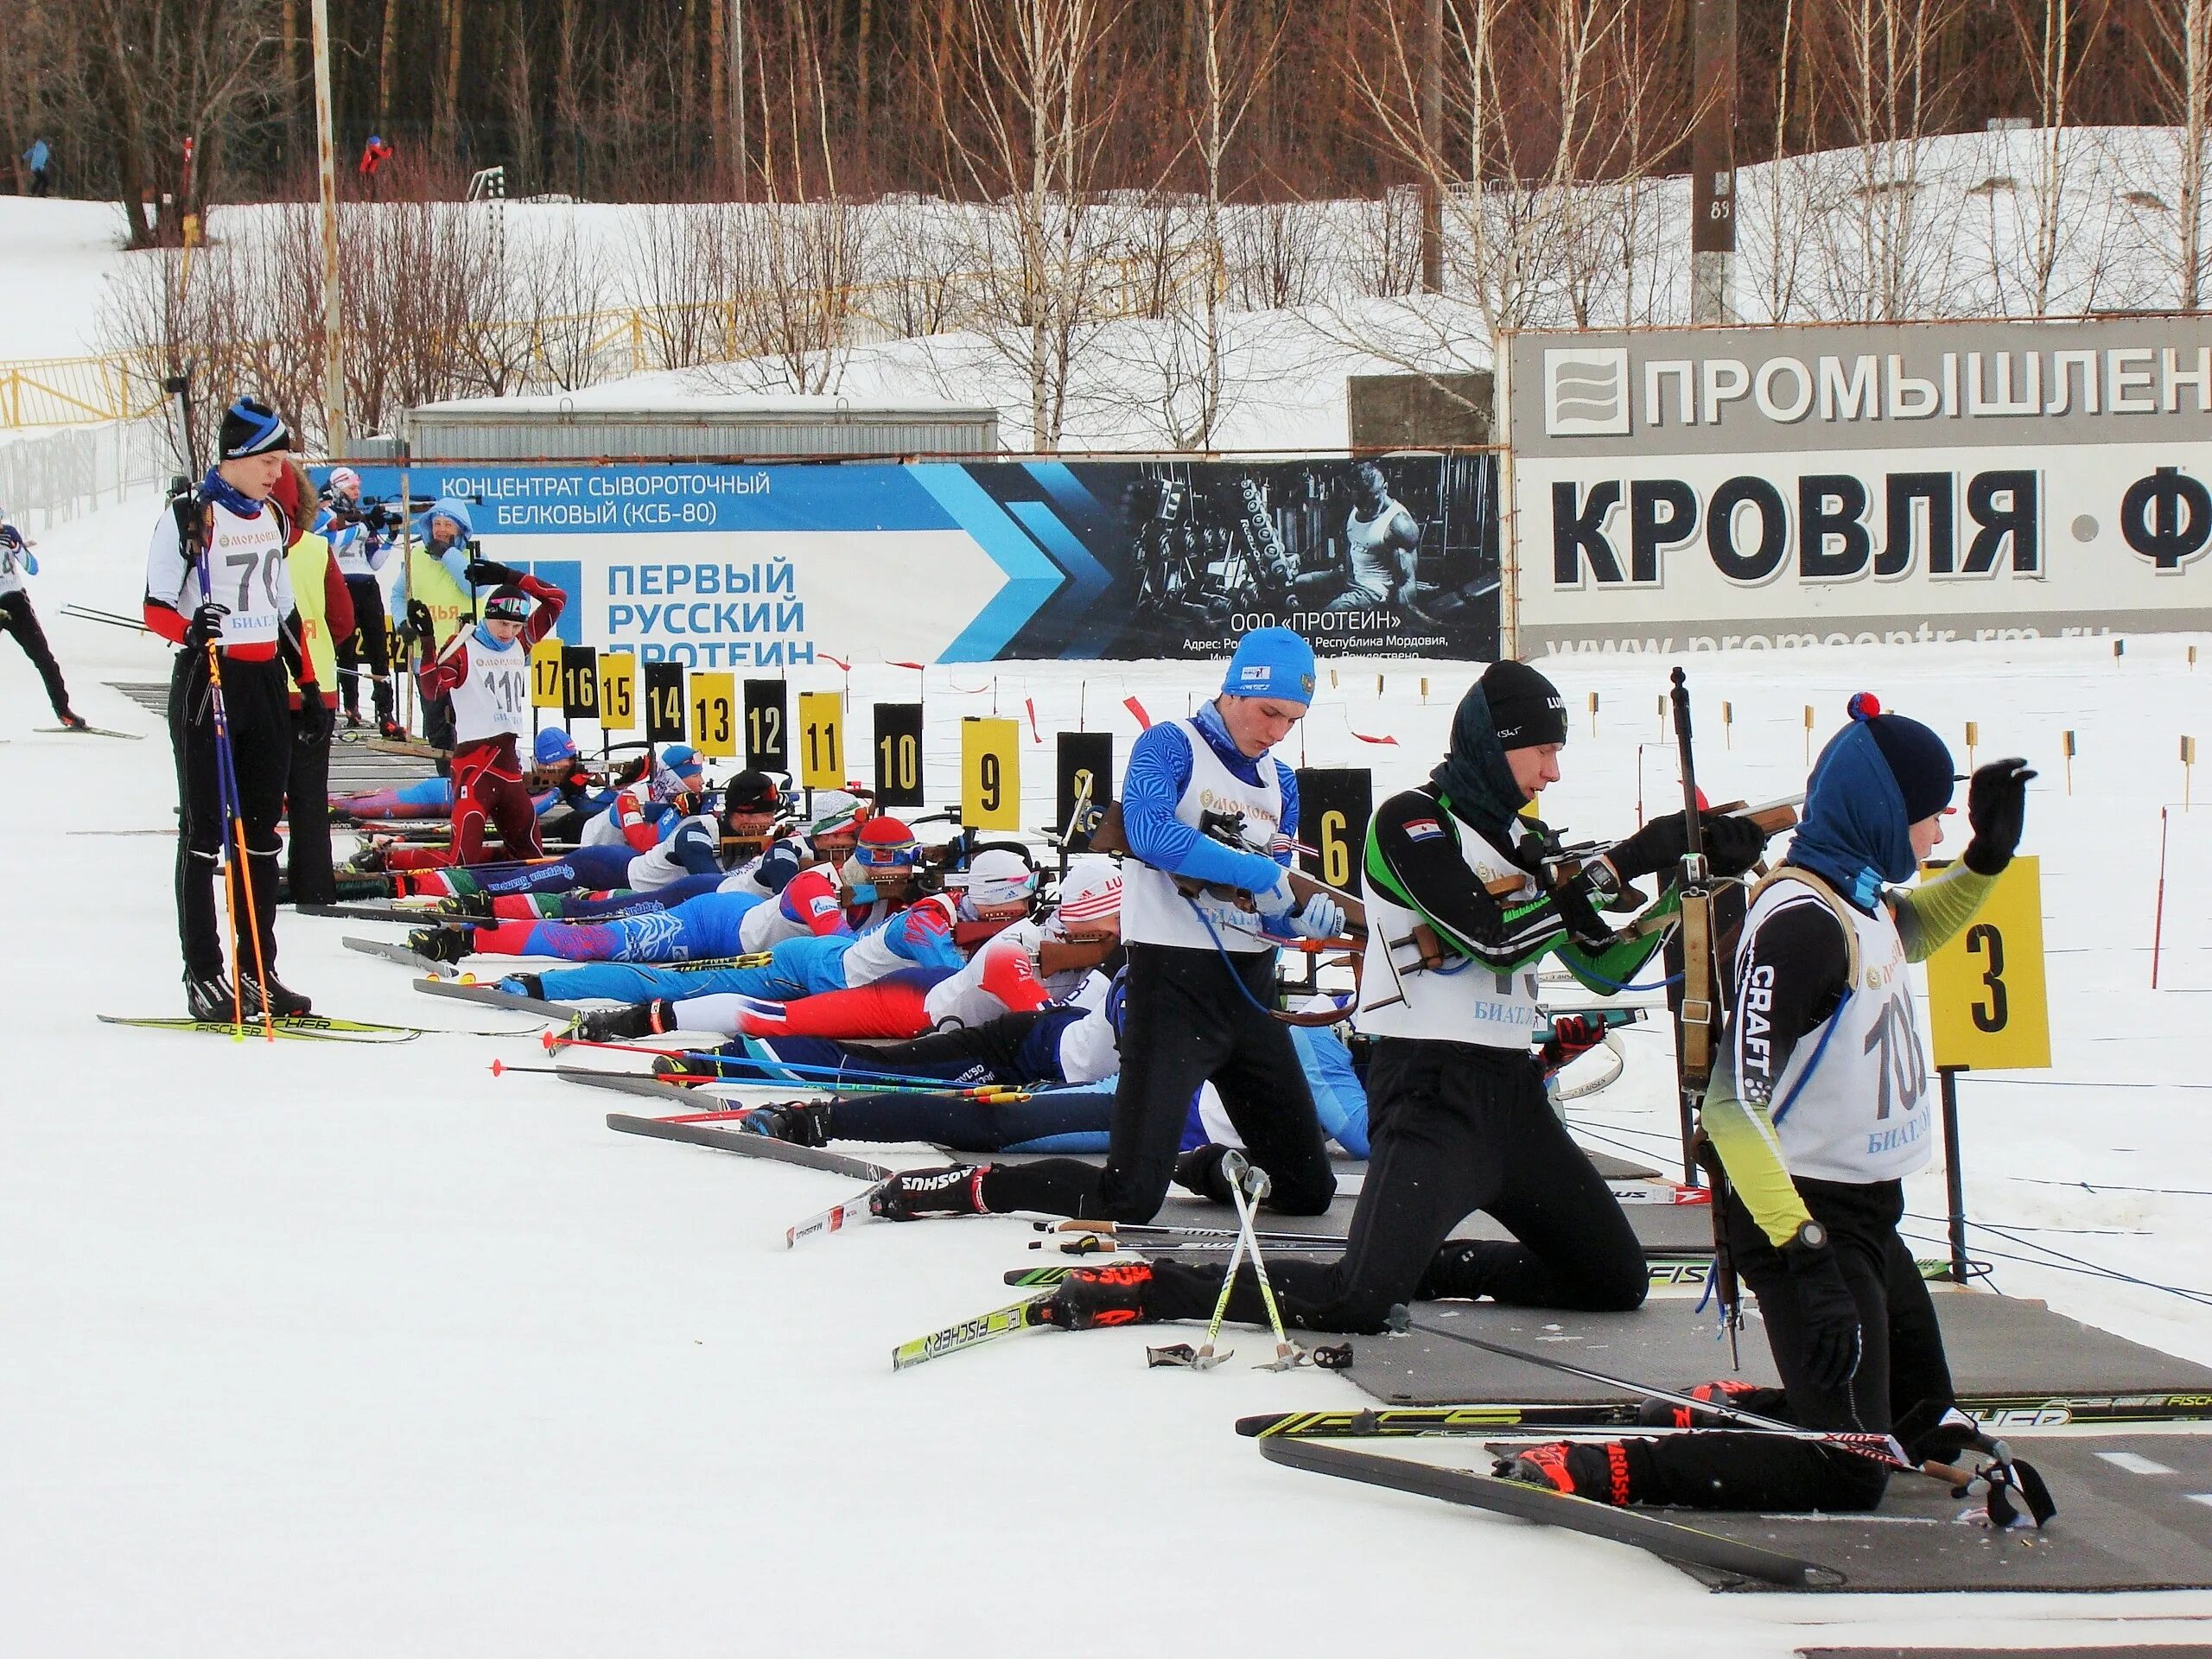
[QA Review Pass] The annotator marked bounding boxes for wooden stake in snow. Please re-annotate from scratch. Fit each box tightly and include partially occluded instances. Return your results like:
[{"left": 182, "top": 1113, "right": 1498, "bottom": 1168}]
[
  {"left": 2063, "top": 729, "right": 2075, "bottom": 795},
  {"left": 1803, "top": 705, "right": 1815, "bottom": 763},
  {"left": 1722, "top": 701, "right": 1732, "bottom": 749},
  {"left": 2154, "top": 806, "right": 2171, "bottom": 990},
  {"left": 1588, "top": 691, "right": 1599, "bottom": 739},
  {"left": 1965, "top": 721, "right": 1979, "bottom": 772},
  {"left": 2185, "top": 735, "right": 2197, "bottom": 811}
]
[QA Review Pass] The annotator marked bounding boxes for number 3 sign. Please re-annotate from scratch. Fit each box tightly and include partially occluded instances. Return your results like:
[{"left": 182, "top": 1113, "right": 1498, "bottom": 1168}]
[{"left": 1925, "top": 855, "right": 2050, "bottom": 1071}]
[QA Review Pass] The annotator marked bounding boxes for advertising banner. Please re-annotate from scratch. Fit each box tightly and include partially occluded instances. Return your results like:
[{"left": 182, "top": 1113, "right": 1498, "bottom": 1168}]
[
  {"left": 1504, "top": 320, "right": 2212, "bottom": 658},
  {"left": 345, "top": 455, "right": 1500, "bottom": 666}
]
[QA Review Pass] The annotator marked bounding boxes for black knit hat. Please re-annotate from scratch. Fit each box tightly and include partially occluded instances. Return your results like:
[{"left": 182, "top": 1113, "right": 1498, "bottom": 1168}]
[
  {"left": 1850, "top": 694, "right": 1957, "bottom": 822},
  {"left": 1479, "top": 659, "right": 1568, "bottom": 749},
  {"left": 219, "top": 396, "right": 292, "bottom": 459},
  {"left": 722, "top": 770, "right": 782, "bottom": 812},
  {"left": 482, "top": 584, "right": 531, "bottom": 623}
]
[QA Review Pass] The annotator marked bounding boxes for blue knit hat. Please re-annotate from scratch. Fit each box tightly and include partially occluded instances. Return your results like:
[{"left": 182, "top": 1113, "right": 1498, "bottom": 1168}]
[
  {"left": 1221, "top": 627, "right": 1316, "bottom": 704},
  {"left": 534, "top": 726, "right": 579, "bottom": 766}
]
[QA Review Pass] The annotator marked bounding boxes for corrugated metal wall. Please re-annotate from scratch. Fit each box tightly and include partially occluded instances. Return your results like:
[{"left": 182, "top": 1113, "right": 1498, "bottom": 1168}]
[{"left": 404, "top": 408, "right": 1000, "bottom": 461}]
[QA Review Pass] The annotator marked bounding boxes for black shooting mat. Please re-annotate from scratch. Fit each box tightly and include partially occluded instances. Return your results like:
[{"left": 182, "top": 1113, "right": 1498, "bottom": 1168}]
[
  {"left": 1801, "top": 1650, "right": 2212, "bottom": 1658},
  {"left": 1340, "top": 1295, "right": 2212, "bottom": 1408},
  {"left": 1678, "top": 1431, "right": 2212, "bottom": 1592}
]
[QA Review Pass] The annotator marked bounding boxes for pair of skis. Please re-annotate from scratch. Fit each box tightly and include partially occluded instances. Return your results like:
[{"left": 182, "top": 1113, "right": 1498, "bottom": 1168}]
[{"left": 96, "top": 1012, "right": 543, "bottom": 1044}]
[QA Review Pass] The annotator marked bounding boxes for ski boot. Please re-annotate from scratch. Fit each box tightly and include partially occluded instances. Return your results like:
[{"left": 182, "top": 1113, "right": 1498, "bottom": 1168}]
[
  {"left": 435, "top": 891, "right": 494, "bottom": 918},
  {"left": 1636, "top": 1377, "right": 1781, "bottom": 1430},
  {"left": 240, "top": 973, "right": 314, "bottom": 1018},
  {"left": 578, "top": 999, "right": 677, "bottom": 1042},
  {"left": 741, "top": 1102, "right": 833, "bottom": 1147},
  {"left": 407, "top": 925, "right": 473, "bottom": 963},
  {"left": 185, "top": 971, "right": 238, "bottom": 1022},
  {"left": 868, "top": 1165, "right": 990, "bottom": 1221},
  {"left": 1041, "top": 1262, "right": 1156, "bottom": 1330},
  {"left": 377, "top": 718, "right": 407, "bottom": 741},
  {"left": 1497, "top": 1440, "right": 1643, "bottom": 1505},
  {"left": 57, "top": 709, "right": 89, "bottom": 731}
]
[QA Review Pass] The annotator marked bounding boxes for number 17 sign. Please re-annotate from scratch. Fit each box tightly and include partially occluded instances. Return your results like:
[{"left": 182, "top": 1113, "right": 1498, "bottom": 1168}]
[{"left": 1925, "top": 855, "right": 2050, "bottom": 1071}]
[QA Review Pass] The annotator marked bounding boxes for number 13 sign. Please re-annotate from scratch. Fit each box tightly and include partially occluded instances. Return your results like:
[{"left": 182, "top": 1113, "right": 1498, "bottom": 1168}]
[{"left": 1925, "top": 855, "right": 2050, "bottom": 1071}]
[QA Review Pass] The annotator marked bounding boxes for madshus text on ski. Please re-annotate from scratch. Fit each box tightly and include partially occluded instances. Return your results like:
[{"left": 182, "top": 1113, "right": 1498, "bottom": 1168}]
[{"left": 133, "top": 390, "right": 2050, "bottom": 1535}]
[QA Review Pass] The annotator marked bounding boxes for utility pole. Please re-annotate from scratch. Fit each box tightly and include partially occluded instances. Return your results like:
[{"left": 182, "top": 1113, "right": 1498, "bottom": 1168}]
[
  {"left": 310, "top": 0, "right": 346, "bottom": 450},
  {"left": 1419, "top": 0, "right": 1444, "bottom": 292},
  {"left": 1689, "top": 0, "right": 1738, "bottom": 323}
]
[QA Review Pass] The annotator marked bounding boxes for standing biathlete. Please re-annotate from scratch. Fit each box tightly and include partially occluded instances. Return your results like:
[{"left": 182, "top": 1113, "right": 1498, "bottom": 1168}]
[
  {"left": 1039, "top": 662, "right": 1774, "bottom": 1334},
  {"left": 143, "top": 396, "right": 327, "bottom": 1019},
  {"left": 316, "top": 467, "right": 400, "bottom": 735},
  {"left": 414, "top": 565, "right": 566, "bottom": 865},
  {"left": 0, "top": 517, "right": 86, "bottom": 728},
  {"left": 868, "top": 627, "right": 1345, "bottom": 1225},
  {"left": 1499, "top": 702, "right": 2041, "bottom": 1515}
]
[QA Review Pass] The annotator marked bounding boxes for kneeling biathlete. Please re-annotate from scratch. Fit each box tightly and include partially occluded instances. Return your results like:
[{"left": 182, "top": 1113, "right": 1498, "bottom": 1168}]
[{"left": 1493, "top": 702, "right": 2045, "bottom": 1516}]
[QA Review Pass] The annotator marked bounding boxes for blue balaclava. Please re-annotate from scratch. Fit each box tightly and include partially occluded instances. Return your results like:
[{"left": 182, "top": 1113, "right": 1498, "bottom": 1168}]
[{"left": 1787, "top": 693, "right": 1956, "bottom": 909}]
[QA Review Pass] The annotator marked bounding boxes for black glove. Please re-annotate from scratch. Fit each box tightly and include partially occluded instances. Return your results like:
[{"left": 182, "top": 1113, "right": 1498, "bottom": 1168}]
[
  {"left": 406, "top": 600, "right": 435, "bottom": 644},
  {"left": 1548, "top": 873, "right": 1617, "bottom": 950},
  {"left": 1781, "top": 1234, "right": 1863, "bottom": 1393},
  {"left": 1605, "top": 810, "right": 1772, "bottom": 882},
  {"left": 1702, "top": 812, "right": 1772, "bottom": 879},
  {"left": 1963, "top": 758, "right": 2034, "bottom": 876},
  {"left": 465, "top": 558, "right": 520, "bottom": 588},
  {"left": 296, "top": 695, "right": 334, "bottom": 747},
  {"left": 183, "top": 601, "right": 230, "bottom": 650}
]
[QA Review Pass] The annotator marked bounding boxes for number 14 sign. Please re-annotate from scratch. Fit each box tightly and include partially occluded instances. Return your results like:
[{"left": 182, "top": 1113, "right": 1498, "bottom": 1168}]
[{"left": 1925, "top": 855, "right": 2050, "bottom": 1071}]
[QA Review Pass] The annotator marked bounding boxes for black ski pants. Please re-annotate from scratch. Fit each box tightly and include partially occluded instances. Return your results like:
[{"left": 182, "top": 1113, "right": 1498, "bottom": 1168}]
[
  {"left": 0, "top": 591, "right": 72, "bottom": 717},
  {"left": 978, "top": 942, "right": 1336, "bottom": 1224},
  {"left": 335, "top": 576, "right": 393, "bottom": 722},
  {"left": 1631, "top": 1177, "right": 1955, "bottom": 1512},
  {"left": 286, "top": 700, "right": 337, "bottom": 906},
  {"left": 169, "top": 649, "right": 290, "bottom": 981},
  {"left": 1147, "top": 1036, "right": 1649, "bottom": 1334}
]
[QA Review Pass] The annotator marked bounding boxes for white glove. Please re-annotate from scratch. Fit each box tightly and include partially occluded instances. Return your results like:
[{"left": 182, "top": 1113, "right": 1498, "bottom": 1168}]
[
  {"left": 1256, "top": 870, "right": 1342, "bottom": 940},
  {"left": 1287, "top": 893, "right": 1345, "bottom": 941}
]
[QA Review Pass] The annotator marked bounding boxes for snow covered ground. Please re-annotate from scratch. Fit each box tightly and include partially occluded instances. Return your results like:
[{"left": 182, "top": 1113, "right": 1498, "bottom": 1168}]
[{"left": 8, "top": 491, "right": 2212, "bottom": 1655}]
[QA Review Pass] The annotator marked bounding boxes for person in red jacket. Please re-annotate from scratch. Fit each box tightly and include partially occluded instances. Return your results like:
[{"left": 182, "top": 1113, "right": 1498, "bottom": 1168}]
[
  {"left": 270, "top": 460, "right": 356, "bottom": 905},
  {"left": 415, "top": 561, "right": 566, "bottom": 864}
]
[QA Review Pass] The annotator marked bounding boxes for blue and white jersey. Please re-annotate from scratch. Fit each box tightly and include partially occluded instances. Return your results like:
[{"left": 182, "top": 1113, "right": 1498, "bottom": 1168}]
[{"left": 1118, "top": 714, "right": 1295, "bottom": 953}]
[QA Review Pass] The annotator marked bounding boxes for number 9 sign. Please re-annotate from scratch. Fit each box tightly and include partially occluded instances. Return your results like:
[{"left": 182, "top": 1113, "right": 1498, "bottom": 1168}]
[
  {"left": 961, "top": 716, "right": 1021, "bottom": 830},
  {"left": 1926, "top": 855, "right": 2050, "bottom": 1071}
]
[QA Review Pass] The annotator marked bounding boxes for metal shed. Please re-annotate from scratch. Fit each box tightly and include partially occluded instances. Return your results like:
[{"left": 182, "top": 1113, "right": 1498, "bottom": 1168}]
[{"left": 403, "top": 395, "right": 1001, "bottom": 461}]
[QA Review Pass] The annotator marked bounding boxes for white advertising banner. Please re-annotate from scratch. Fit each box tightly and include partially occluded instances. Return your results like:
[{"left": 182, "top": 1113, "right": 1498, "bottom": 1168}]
[{"left": 1503, "top": 320, "right": 2212, "bottom": 658}]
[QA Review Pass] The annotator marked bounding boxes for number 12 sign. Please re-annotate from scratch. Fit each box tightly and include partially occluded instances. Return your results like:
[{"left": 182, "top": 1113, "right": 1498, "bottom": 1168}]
[{"left": 1925, "top": 855, "right": 2050, "bottom": 1071}]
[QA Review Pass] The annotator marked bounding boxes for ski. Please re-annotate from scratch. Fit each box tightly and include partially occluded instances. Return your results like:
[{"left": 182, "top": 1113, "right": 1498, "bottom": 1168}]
[
  {"left": 97, "top": 1013, "right": 417, "bottom": 1044},
  {"left": 1255, "top": 1438, "right": 1840, "bottom": 1589},
  {"left": 1237, "top": 1385, "right": 2212, "bottom": 1440},
  {"left": 785, "top": 1180, "right": 893, "bottom": 1249},
  {"left": 1015, "top": 1253, "right": 1728, "bottom": 1291},
  {"left": 891, "top": 1294, "right": 1055, "bottom": 1372},
  {"left": 36, "top": 725, "right": 143, "bottom": 740},
  {"left": 345, "top": 936, "right": 461, "bottom": 976},
  {"left": 414, "top": 977, "right": 575, "bottom": 1015},
  {"left": 601, "top": 1109, "right": 897, "bottom": 1182}
]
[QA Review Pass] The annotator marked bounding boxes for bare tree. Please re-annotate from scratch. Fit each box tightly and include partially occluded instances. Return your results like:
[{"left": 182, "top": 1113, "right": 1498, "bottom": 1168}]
[
  {"left": 2149, "top": 0, "right": 2212, "bottom": 308},
  {"left": 915, "top": 0, "right": 1136, "bottom": 451}
]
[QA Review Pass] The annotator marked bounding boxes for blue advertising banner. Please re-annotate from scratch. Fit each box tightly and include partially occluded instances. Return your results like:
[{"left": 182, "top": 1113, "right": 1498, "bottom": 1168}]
[{"left": 341, "top": 454, "right": 1498, "bottom": 664}]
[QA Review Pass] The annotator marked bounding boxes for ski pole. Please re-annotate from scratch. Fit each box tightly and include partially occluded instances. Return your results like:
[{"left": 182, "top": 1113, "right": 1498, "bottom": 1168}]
[
  {"left": 206, "top": 638, "right": 276, "bottom": 1042},
  {"left": 1224, "top": 1152, "right": 1305, "bottom": 1369}
]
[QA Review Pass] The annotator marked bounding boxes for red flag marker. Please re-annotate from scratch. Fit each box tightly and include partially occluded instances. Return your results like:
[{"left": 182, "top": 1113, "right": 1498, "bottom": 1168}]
[
  {"left": 1124, "top": 696, "right": 1152, "bottom": 730},
  {"left": 1350, "top": 730, "right": 1398, "bottom": 746},
  {"left": 889, "top": 660, "right": 926, "bottom": 671},
  {"left": 1026, "top": 697, "right": 1041, "bottom": 742},
  {"left": 822, "top": 654, "right": 851, "bottom": 671}
]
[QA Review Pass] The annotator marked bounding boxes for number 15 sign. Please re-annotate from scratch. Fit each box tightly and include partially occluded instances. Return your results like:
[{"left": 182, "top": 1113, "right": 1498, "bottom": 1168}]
[{"left": 1925, "top": 855, "right": 2050, "bottom": 1071}]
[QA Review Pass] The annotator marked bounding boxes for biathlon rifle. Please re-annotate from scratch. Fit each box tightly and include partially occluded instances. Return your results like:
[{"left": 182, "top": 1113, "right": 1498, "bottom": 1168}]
[{"left": 1087, "top": 800, "right": 1367, "bottom": 938}]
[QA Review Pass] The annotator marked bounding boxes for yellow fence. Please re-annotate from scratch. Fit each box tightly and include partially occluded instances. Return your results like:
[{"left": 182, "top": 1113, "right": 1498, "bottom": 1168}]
[{"left": 0, "top": 353, "right": 170, "bottom": 429}]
